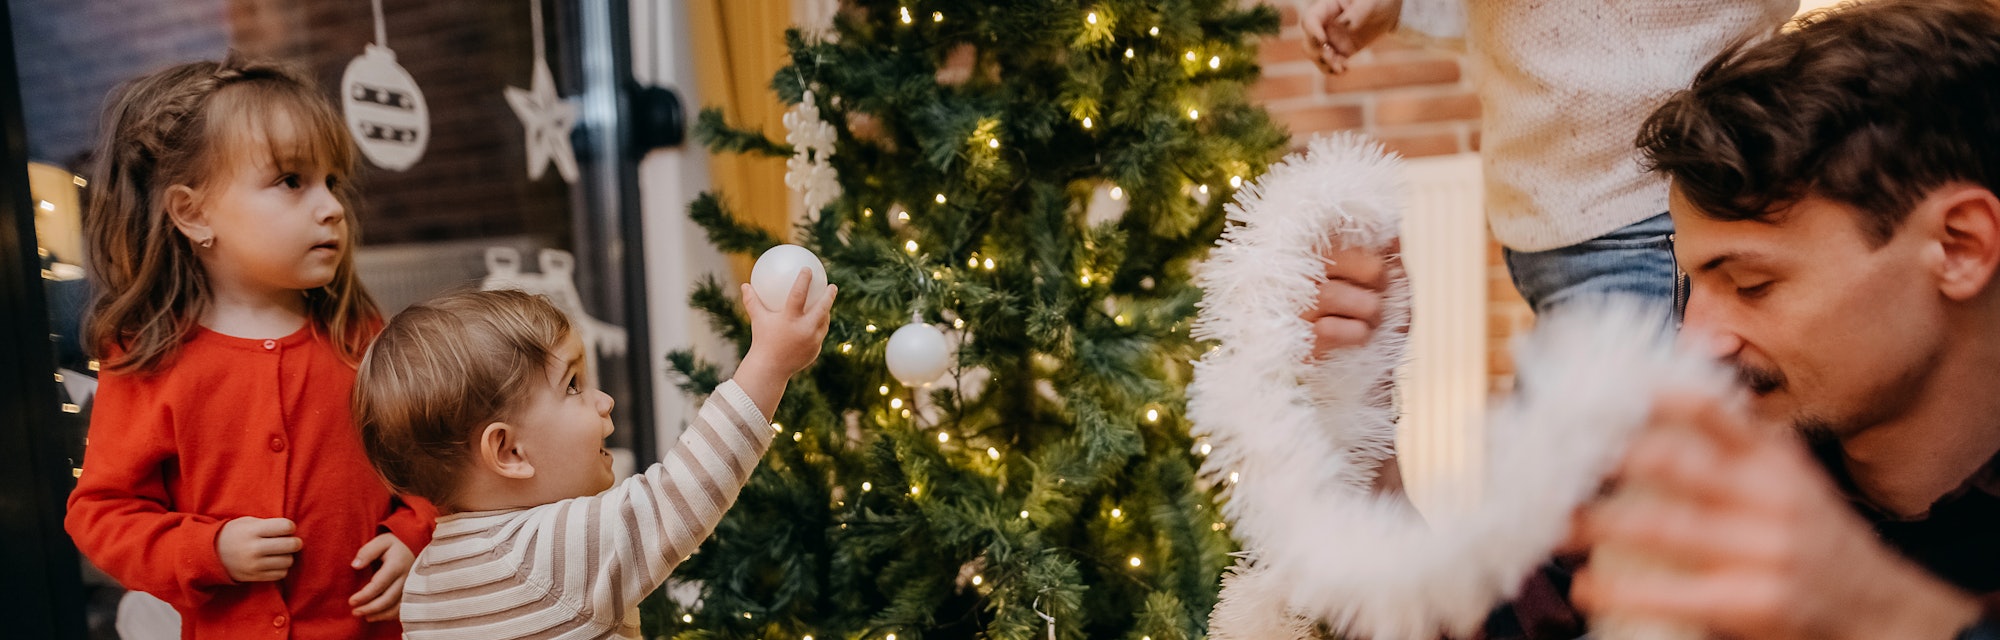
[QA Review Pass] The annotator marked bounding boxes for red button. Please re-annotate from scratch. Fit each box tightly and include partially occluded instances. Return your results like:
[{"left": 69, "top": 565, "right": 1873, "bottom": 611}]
[
  {"left": 263, "top": 339, "right": 277, "bottom": 350},
  {"left": 273, "top": 614, "right": 287, "bottom": 627},
  {"left": 269, "top": 436, "right": 286, "bottom": 452}
]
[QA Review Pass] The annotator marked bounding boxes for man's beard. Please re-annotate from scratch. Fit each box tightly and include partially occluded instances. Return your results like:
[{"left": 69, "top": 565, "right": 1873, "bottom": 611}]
[{"left": 1735, "top": 360, "right": 1785, "bottom": 396}]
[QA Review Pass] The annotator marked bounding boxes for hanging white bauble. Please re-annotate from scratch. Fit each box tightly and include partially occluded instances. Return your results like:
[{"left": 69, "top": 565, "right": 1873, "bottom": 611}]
[
  {"left": 886, "top": 322, "right": 951, "bottom": 386},
  {"left": 341, "top": 44, "right": 430, "bottom": 171},
  {"left": 750, "top": 244, "right": 828, "bottom": 310}
]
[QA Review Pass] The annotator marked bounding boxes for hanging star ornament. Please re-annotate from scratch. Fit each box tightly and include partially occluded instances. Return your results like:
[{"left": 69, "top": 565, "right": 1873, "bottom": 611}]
[{"left": 505, "top": 57, "right": 579, "bottom": 183}]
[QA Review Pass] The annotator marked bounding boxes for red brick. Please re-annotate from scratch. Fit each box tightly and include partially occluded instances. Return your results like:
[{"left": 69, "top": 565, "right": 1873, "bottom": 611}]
[
  {"left": 1272, "top": 103, "right": 1365, "bottom": 134},
  {"left": 1262, "top": 34, "right": 1316, "bottom": 65},
  {"left": 1377, "top": 131, "right": 1460, "bottom": 157},
  {"left": 1375, "top": 92, "right": 1482, "bottom": 126},
  {"left": 1324, "top": 59, "right": 1461, "bottom": 93},
  {"left": 1469, "top": 128, "right": 1482, "bottom": 151},
  {"left": 1251, "top": 71, "right": 1318, "bottom": 103}
]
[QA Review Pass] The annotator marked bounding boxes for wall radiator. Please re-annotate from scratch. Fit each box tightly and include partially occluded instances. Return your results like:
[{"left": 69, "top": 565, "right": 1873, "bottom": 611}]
[{"left": 1396, "top": 152, "right": 1489, "bottom": 518}]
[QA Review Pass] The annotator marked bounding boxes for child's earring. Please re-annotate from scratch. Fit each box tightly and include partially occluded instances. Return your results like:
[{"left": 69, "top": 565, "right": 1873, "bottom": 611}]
[{"left": 198, "top": 236, "right": 214, "bottom": 249}]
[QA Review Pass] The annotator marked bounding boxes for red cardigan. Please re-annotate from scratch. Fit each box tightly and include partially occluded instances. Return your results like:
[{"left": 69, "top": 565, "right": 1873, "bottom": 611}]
[{"left": 66, "top": 325, "right": 435, "bottom": 639}]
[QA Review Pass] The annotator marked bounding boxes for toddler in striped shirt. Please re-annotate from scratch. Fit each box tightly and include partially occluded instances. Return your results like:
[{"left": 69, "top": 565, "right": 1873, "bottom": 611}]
[{"left": 353, "top": 276, "right": 834, "bottom": 639}]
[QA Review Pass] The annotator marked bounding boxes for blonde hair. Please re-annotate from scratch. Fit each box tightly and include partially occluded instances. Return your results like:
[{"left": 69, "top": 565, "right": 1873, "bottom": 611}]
[
  {"left": 355, "top": 289, "right": 573, "bottom": 509},
  {"left": 83, "top": 53, "right": 380, "bottom": 374}
]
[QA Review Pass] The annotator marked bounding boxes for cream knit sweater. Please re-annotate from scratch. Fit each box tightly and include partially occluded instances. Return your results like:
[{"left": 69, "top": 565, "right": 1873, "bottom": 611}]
[{"left": 1398, "top": 0, "right": 1796, "bottom": 251}]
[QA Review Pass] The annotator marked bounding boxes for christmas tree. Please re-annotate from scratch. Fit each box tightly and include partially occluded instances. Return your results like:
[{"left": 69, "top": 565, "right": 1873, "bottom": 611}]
[{"left": 655, "top": 1, "right": 1287, "bottom": 638}]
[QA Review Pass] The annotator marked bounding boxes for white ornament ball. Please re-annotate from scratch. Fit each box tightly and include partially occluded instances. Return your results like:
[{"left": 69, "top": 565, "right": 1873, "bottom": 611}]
[
  {"left": 886, "top": 322, "right": 952, "bottom": 386},
  {"left": 341, "top": 44, "right": 430, "bottom": 171},
  {"left": 750, "top": 244, "right": 828, "bottom": 311}
]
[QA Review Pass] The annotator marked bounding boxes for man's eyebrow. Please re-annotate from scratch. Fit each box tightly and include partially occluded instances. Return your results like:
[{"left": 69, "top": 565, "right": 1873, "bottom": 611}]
[{"left": 1694, "top": 251, "right": 1762, "bottom": 274}]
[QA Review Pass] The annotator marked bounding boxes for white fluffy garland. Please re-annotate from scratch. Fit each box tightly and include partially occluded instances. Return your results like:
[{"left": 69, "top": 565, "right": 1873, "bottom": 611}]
[{"left": 1189, "top": 133, "right": 1735, "bottom": 640}]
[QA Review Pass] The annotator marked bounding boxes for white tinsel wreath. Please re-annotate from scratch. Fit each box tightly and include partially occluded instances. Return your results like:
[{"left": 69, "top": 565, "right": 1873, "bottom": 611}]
[{"left": 1188, "top": 133, "right": 1736, "bottom": 640}]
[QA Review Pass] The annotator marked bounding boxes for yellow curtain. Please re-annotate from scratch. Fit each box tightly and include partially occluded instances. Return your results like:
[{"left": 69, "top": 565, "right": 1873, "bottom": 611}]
[{"left": 689, "top": 0, "right": 794, "bottom": 279}]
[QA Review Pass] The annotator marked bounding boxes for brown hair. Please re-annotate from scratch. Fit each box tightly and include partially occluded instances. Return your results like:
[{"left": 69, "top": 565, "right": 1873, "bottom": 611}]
[
  {"left": 83, "top": 53, "right": 380, "bottom": 373},
  {"left": 1637, "top": 0, "right": 2000, "bottom": 246},
  {"left": 354, "top": 289, "right": 573, "bottom": 509}
]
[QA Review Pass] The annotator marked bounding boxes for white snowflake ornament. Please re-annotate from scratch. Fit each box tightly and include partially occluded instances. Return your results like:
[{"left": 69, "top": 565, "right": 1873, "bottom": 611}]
[{"left": 784, "top": 89, "right": 842, "bottom": 217}]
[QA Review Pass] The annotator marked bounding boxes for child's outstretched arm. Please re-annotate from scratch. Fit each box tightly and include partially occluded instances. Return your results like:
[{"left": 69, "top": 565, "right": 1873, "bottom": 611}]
[{"left": 535, "top": 271, "right": 834, "bottom": 619}]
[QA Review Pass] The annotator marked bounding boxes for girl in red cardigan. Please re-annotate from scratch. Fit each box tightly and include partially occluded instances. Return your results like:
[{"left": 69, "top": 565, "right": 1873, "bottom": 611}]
[{"left": 64, "top": 55, "right": 434, "bottom": 639}]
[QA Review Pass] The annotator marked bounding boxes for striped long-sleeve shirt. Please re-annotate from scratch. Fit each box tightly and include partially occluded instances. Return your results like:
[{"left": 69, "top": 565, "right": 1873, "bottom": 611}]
[{"left": 399, "top": 380, "right": 773, "bottom": 639}]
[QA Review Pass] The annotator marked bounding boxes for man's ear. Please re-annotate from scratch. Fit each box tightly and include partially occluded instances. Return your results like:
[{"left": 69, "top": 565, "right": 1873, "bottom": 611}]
[
  {"left": 1928, "top": 183, "right": 2000, "bottom": 302},
  {"left": 476, "top": 421, "right": 536, "bottom": 480},
  {"left": 164, "top": 184, "right": 214, "bottom": 246}
]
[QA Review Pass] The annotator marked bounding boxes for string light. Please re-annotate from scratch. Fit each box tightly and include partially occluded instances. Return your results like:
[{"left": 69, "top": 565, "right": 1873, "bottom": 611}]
[
  {"left": 773, "top": 423, "right": 785, "bottom": 432},
  {"left": 1212, "top": 522, "right": 1226, "bottom": 531},
  {"left": 891, "top": 398, "right": 905, "bottom": 409},
  {"left": 953, "top": 318, "right": 965, "bottom": 329},
  {"left": 1128, "top": 556, "right": 1143, "bottom": 567},
  {"left": 1115, "top": 314, "right": 1128, "bottom": 325},
  {"left": 1200, "top": 443, "right": 1212, "bottom": 455},
  {"left": 1209, "top": 55, "right": 1221, "bottom": 69},
  {"left": 987, "top": 138, "right": 1000, "bottom": 149},
  {"left": 935, "top": 194, "right": 948, "bottom": 204},
  {"left": 1081, "top": 273, "right": 1093, "bottom": 286},
  {"left": 905, "top": 240, "right": 920, "bottom": 253},
  {"left": 1086, "top": 11, "right": 1098, "bottom": 25},
  {"left": 900, "top": 7, "right": 912, "bottom": 23},
  {"left": 806, "top": 636, "right": 815, "bottom": 640},
  {"left": 1230, "top": 175, "right": 1243, "bottom": 188},
  {"left": 889, "top": 635, "right": 898, "bottom": 640},
  {"left": 1021, "top": 510, "right": 1031, "bottom": 518},
  {"left": 983, "top": 258, "right": 996, "bottom": 270},
  {"left": 899, "top": 210, "right": 911, "bottom": 222},
  {"left": 868, "top": 324, "right": 880, "bottom": 333},
  {"left": 987, "top": 447, "right": 1000, "bottom": 459},
  {"left": 937, "top": 431, "right": 949, "bottom": 443},
  {"left": 864, "top": 207, "right": 875, "bottom": 217},
  {"left": 1082, "top": 116, "right": 1094, "bottom": 129},
  {"left": 1149, "top": 26, "right": 1160, "bottom": 36},
  {"left": 1198, "top": 184, "right": 1209, "bottom": 195},
  {"left": 1125, "top": 48, "right": 1135, "bottom": 58},
  {"left": 1185, "top": 50, "right": 1197, "bottom": 62},
  {"left": 1110, "top": 186, "right": 1124, "bottom": 200},
  {"left": 1229, "top": 471, "right": 1240, "bottom": 483},
  {"left": 1188, "top": 108, "right": 1200, "bottom": 120},
  {"left": 863, "top": 481, "right": 873, "bottom": 491},
  {"left": 1145, "top": 409, "right": 1159, "bottom": 422},
  {"left": 1111, "top": 508, "right": 1123, "bottom": 518},
  {"left": 879, "top": 385, "right": 890, "bottom": 395},
  {"left": 745, "top": 613, "right": 754, "bottom": 619},
  {"left": 841, "top": 343, "right": 853, "bottom": 353},
  {"left": 972, "top": 575, "right": 984, "bottom": 586},
  {"left": 682, "top": 614, "right": 693, "bottom": 623},
  {"left": 793, "top": 432, "right": 803, "bottom": 441},
  {"left": 911, "top": 485, "right": 921, "bottom": 496},
  {"left": 933, "top": 11, "right": 943, "bottom": 22},
  {"left": 968, "top": 256, "right": 980, "bottom": 268},
  {"left": 901, "top": 409, "right": 912, "bottom": 418}
]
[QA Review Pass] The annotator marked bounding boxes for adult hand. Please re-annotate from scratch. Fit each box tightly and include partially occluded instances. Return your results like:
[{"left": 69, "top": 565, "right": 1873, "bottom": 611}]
[{"left": 1300, "top": 0, "right": 1403, "bottom": 75}]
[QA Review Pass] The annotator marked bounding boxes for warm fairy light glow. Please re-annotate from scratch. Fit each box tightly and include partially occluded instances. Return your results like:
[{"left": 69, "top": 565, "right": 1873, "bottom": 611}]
[
  {"left": 1110, "top": 186, "right": 1124, "bottom": 200},
  {"left": 1209, "top": 56, "right": 1221, "bottom": 69},
  {"left": 1149, "top": 26, "right": 1159, "bottom": 36},
  {"left": 935, "top": 193, "right": 948, "bottom": 204},
  {"left": 1230, "top": 175, "right": 1243, "bottom": 188},
  {"left": 1020, "top": 510, "right": 1030, "bottom": 518},
  {"left": 972, "top": 575, "right": 984, "bottom": 585},
  {"left": 1229, "top": 471, "right": 1240, "bottom": 483},
  {"left": 983, "top": 258, "right": 996, "bottom": 270},
  {"left": 1188, "top": 108, "right": 1200, "bottom": 120},
  {"left": 1111, "top": 508, "right": 1122, "bottom": 518},
  {"left": 863, "top": 481, "right": 873, "bottom": 491},
  {"left": 900, "top": 7, "right": 912, "bottom": 23},
  {"left": 987, "top": 447, "right": 1000, "bottom": 459},
  {"left": 793, "top": 432, "right": 803, "bottom": 441},
  {"left": 682, "top": 615, "right": 693, "bottom": 623},
  {"left": 1083, "top": 116, "right": 1094, "bottom": 129},
  {"left": 933, "top": 11, "right": 943, "bottom": 22},
  {"left": 988, "top": 138, "right": 1000, "bottom": 149},
  {"left": 1198, "top": 184, "right": 1209, "bottom": 194},
  {"left": 906, "top": 240, "right": 920, "bottom": 253},
  {"left": 868, "top": 324, "right": 880, "bottom": 333},
  {"left": 1125, "top": 48, "right": 1135, "bottom": 59},
  {"left": 954, "top": 318, "right": 965, "bottom": 329},
  {"left": 842, "top": 343, "right": 853, "bottom": 353},
  {"left": 891, "top": 398, "right": 905, "bottom": 409},
  {"left": 1201, "top": 443, "right": 1212, "bottom": 455},
  {"left": 773, "top": 423, "right": 784, "bottom": 432},
  {"left": 880, "top": 385, "right": 890, "bottom": 395},
  {"left": 1128, "top": 556, "right": 1142, "bottom": 567},
  {"left": 911, "top": 485, "right": 921, "bottom": 495},
  {"left": 1185, "top": 50, "right": 1197, "bottom": 61},
  {"left": 1081, "top": 273, "right": 1093, "bottom": 286},
  {"left": 937, "top": 431, "right": 950, "bottom": 443},
  {"left": 1086, "top": 11, "right": 1098, "bottom": 25},
  {"left": 1145, "top": 409, "right": 1159, "bottom": 422}
]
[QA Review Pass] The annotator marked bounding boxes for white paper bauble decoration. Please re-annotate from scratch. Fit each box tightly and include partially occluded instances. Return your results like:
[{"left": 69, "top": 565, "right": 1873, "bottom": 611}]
[
  {"left": 886, "top": 322, "right": 951, "bottom": 386},
  {"left": 341, "top": 44, "right": 429, "bottom": 171},
  {"left": 750, "top": 244, "right": 828, "bottom": 310}
]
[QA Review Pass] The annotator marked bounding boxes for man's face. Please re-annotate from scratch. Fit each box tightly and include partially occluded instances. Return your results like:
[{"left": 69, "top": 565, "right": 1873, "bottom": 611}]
[{"left": 1671, "top": 187, "right": 1946, "bottom": 438}]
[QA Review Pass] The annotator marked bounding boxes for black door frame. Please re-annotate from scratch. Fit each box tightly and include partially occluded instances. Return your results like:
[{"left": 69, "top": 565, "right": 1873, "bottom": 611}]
[{"left": 0, "top": 0, "right": 91, "bottom": 636}]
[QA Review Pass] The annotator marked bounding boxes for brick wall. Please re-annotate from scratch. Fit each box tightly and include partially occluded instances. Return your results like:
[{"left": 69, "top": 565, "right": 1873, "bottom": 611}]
[{"left": 1255, "top": 3, "right": 1533, "bottom": 393}]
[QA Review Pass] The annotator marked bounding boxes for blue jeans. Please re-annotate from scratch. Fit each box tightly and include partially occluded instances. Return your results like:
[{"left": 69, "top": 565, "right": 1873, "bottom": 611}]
[{"left": 1501, "top": 213, "right": 1678, "bottom": 317}]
